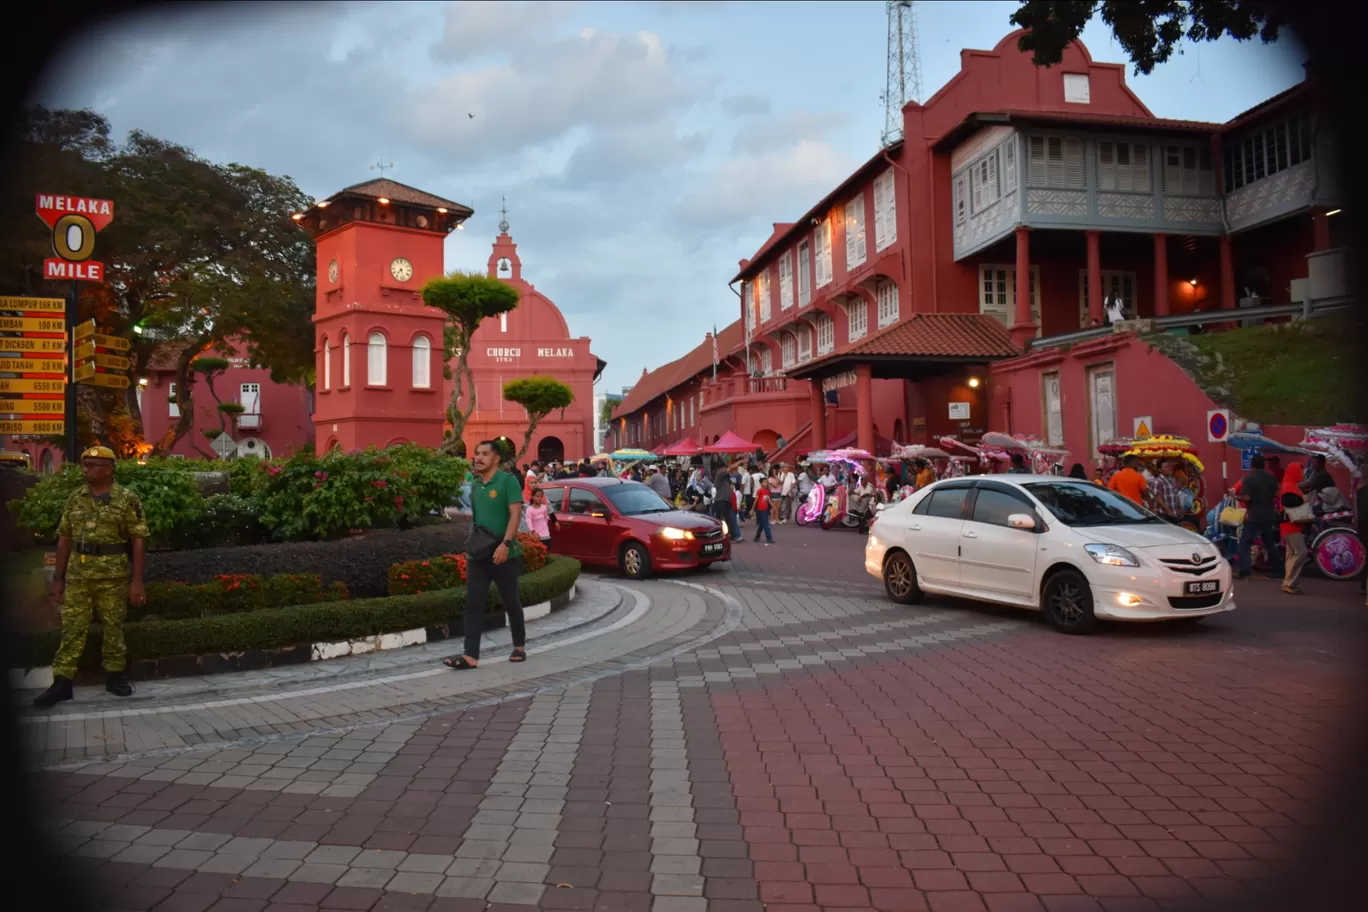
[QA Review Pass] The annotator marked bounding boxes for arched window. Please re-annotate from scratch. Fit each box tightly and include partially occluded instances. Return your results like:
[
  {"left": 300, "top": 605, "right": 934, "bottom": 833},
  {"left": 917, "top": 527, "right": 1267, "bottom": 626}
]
[
  {"left": 322, "top": 337, "right": 331, "bottom": 390},
  {"left": 367, "top": 332, "right": 387, "bottom": 386},
  {"left": 40, "top": 450, "right": 54, "bottom": 474},
  {"left": 412, "top": 335, "right": 432, "bottom": 388},
  {"left": 341, "top": 331, "right": 351, "bottom": 386}
]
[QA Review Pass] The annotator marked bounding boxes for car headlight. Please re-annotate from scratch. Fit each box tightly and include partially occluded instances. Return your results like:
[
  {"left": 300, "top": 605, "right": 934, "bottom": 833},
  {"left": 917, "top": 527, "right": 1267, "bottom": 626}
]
[
  {"left": 1084, "top": 543, "right": 1140, "bottom": 567},
  {"left": 721, "top": 520, "right": 729, "bottom": 536},
  {"left": 659, "top": 527, "right": 694, "bottom": 541}
]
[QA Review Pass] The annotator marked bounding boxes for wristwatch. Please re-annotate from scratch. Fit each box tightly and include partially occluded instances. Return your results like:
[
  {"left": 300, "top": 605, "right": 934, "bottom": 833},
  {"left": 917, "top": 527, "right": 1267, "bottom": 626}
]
[{"left": 503, "top": 539, "right": 514, "bottom": 548}]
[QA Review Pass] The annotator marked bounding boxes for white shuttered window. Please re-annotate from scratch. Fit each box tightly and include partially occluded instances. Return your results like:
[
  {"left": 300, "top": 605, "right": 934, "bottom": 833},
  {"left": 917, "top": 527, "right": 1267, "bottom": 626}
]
[
  {"left": 872, "top": 170, "right": 896, "bottom": 251},
  {"left": 814, "top": 219, "right": 833, "bottom": 287},
  {"left": 779, "top": 252, "right": 794, "bottom": 310},
  {"left": 877, "top": 281, "right": 899, "bottom": 329},
  {"left": 368, "top": 332, "right": 388, "bottom": 386},
  {"left": 815, "top": 313, "right": 834, "bottom": 354},
  {"left": 412, "top": 335, "right": 431, "bottom": 388},
  {"left": 978, "top": 265, "right": 1041, "bottom": 328},
  {"left": 780, "top": 335, "right": 795, "bottom": 368},
  {"left": 797, "top": 324, "right": 812, "bottom": 362},
  {"left": 847, "top": 298, "right": 868, "bottom": 342},
  {"left": 1027, "top": 136, "right": 1084, "bottom": 189},
  {"left": 1097, "top": 141, "right": 1151, "bottom": 193},
  {"left": 797, "top": 242, "right": 811, "bottom": 306},
  {"left": 756, "top": 272, "right": 770, "bottom": 322},
  {"left": 844, "top": 195, "right": 867, "bottom": 269}
]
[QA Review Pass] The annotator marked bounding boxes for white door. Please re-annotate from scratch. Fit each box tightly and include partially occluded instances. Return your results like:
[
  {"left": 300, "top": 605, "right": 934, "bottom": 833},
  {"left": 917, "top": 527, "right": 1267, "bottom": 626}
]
[
  {"left": 904, "top": 484, "right": 971, "bottom": 587},
  {"left": 957, "top": 484, "right": 1042, "bottom": 603},
  {"left": 240, "top": 383, "right": 260, "bottom": 414},
  {"left": 1088, "top": 366, "right": 1116, "bottom": 459}
]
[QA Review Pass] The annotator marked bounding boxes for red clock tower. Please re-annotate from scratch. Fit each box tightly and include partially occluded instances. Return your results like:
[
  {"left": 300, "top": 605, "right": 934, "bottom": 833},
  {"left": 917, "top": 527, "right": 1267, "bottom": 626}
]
[{"left": 295, "top": 179, "right": 473, "bottom": 452}]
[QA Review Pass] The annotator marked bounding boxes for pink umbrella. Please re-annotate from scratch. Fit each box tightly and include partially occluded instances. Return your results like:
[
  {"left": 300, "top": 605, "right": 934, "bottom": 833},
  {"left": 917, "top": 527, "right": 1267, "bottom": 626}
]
[
  {"left": 703, "top": 430, "right": 757, "bottom": 454},
  {"left": 663, "top": 436, "right": 702, "bottom": 456}
]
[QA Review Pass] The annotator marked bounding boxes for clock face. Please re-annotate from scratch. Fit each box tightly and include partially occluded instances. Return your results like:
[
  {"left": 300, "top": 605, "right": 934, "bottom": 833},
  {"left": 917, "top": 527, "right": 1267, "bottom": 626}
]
[
  {"left": 327, "top": 259, "right": 339, "bottom": 284},
  {"left": 390, "top": 257, "right": 414, "bottom": 282}
]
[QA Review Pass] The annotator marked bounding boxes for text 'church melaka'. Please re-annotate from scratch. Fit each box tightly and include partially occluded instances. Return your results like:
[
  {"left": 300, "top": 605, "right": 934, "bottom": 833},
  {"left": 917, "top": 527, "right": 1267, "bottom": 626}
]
[{"left": 298, "top": 178, "right": 605, "bottom": 464}]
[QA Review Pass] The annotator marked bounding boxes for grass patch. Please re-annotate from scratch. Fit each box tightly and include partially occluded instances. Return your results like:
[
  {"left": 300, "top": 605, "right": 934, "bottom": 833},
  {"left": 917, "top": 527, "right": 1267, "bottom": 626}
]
[{"left": 1144, "top": 317, "right": 1364, "bottom": 425}]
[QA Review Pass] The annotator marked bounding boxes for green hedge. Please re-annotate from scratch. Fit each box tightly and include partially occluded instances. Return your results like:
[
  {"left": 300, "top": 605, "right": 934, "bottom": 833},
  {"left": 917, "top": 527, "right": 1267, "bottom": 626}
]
[
  {"left": 17, "top": 555, "right": 581, "bottom": 671},
  {"left": 134, "top": 573, "right": 349, "bottom": 622}
]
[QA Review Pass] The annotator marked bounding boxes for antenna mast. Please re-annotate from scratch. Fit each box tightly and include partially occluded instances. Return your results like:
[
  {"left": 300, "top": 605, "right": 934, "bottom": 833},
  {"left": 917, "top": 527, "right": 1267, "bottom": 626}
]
[{"left": 882, "top": 1, "right": 924, "bottom": 147}]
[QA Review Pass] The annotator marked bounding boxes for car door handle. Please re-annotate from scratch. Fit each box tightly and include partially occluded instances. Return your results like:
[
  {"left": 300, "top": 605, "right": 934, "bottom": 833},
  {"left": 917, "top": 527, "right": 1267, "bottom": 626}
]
[
  {"left": 962, "top": 530, "right": 977, "bottom": 539},
  {"left": 908, "top": 524, "right": 921, "bottom": 532}
]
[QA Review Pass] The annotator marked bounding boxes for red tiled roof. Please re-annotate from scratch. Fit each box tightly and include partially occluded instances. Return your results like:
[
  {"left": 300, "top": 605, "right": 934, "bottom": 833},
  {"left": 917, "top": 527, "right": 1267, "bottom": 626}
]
[
  {"left": 791, "top": 313, "right": 1018, "bottom": 376},
  {"left": 612, "top": 319, "right": 744, "bottom": 420},
  {"left": 1223, "top": 80, "right": 1307, "bottom": 130},
  {"left": 334, "top": 178, "right": 473, "bottom": 214}
]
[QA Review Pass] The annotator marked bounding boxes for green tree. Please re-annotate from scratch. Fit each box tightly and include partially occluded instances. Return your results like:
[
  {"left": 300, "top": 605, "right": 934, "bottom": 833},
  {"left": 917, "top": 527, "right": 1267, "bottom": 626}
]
[
  {"left": 0, "top": 108, "right": 317, "bottom": 456},
  {"left": 1010, "top": 1, "right": 1283, "bottom": 75},
  {"left": 420, "top": 271, "right": 521, "bottom": 457},
  {"left": 503, "top": 376, "right": 575, "bottom": 462}
]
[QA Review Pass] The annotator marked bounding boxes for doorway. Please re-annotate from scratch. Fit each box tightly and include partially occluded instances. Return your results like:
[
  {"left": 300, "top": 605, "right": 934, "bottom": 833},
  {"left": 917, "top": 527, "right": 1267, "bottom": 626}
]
[{"left": 537, "top": 436, "right": 565, "bottom": 464}]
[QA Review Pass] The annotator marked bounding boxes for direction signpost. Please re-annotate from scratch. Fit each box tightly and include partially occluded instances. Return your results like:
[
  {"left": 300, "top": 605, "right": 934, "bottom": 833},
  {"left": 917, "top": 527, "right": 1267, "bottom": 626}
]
[{"left": 31, "top": 194, "right": 115, "bottom": 460}]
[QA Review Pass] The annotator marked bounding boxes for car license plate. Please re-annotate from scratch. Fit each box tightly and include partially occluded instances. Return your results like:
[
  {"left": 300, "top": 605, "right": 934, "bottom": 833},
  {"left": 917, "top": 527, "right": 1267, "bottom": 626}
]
[
  {"left": 701, "top": 542, "right": 724, "bottom": 556},
  {"left": 1184, "top": 580, "right": 1220, "bottom": 596}
]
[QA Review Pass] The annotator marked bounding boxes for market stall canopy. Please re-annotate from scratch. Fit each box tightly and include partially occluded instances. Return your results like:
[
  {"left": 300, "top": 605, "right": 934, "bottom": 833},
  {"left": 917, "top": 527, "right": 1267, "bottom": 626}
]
[
  {"left": 703, "top": 431, "right": 757, "bottom": 454},
  {"left": 610, "top": 448, "right": 654, "bottom": 462},
  {"left": 651, "top": 444, "right": 667, "bottom": 456},
  {"left": 662, "top": 436, "right": 703, "bottom": 457}
]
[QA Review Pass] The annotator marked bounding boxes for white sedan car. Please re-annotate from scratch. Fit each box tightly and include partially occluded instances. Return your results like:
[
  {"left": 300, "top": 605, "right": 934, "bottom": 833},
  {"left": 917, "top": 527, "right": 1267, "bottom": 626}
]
[{"left": 865, "top": 475, "right": 1234, "bottom": 634}]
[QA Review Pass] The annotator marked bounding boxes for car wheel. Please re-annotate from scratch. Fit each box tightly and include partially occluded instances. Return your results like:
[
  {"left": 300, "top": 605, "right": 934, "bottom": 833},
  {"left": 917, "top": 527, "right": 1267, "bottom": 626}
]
[
  {"left": 1041, "top": 569, "right": 1098, "bottom": 634},
  {"left": 883, "top": 551, "right": 923, "bottom": 605},
  {"left": 620, "top": 541, "right": 651, "bottom": 580}
]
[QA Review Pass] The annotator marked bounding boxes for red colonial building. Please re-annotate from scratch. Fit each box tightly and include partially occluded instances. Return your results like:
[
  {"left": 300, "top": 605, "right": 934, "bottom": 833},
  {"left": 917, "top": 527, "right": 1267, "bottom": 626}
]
[{"left": 612, "top": 30, "right": 1348, "bottom": 487}]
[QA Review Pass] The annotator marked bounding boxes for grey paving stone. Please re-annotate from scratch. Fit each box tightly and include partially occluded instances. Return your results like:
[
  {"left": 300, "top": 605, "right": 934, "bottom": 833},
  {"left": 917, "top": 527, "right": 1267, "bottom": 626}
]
[
  {"left": 289, "top": 862, "right": 348, "bottom": 883},
  {"left": 72, "top": 840, "right": 127, "bottom": 859},
  {"left": 652, "top": 898, "right": 706, "bottom": 912},
  {"left": 386, "top": 872, "right": 445, "bottom": 895},
  {"left": 488, "top": 881, "right": 546, "bottom": 905},
  {"left": 650, "top": 837, "right": 700, "bottom": 856},
  {"left": 471, "top": 809, "right": 521, "bottom": 826},
  {"left": 110, "top": 843, "right": 171, "bottom": 865},
  {"left": 650, "top": 855, "right": 700, "bottom": 875},
  {"left": 180, "top": 832, "right": 231, "bottom": 851},
  {"left": 61, "top": 821, "right": 110, "bottom": 838},
  {"left": 463, "top": 823, "right": 516, "bottom": 841},
  {"left": 445, "top": 858, "right": 502, "bottom": 879},
  {"left": 500, "top": 843, "right": 554, "bottom": 864},
  {"left": 514, "top": 813, "right": 560, "bottom": 830},
  {"left": 196, "top": 853, "right": 253, "bottom": 874},
  {"left": 135, "top": 828, "right": 192, "bottom": 847},
  {"left": 305, "top": 844, "right": 361, "bottom": 865},
  {"left": 398, "top": 853, "right": 453, "bottom": 874},
  {"left": 455, "top": 840, "right": 508, "bottom": 859},
  {"left": 271, "top": 840, "right": 318, "bottom": 860},
  {"left": 153, "top": 849, "right": 214, "bottom": 869},
  {"left": 436, "top": 876, "right": 495, "bottom": 899},
  {"left": 241, "top": 857, "right": 301, "bottom": 879},
  {"left": 652, "top": 874, "right": 704, "bottom": 897},
  {"left": 508, "top": 828, "right": 555, "bottom": 846},
  {"left": 495, "top": 862, "right": 550, "bottom": 883},
  {"left": 101, "top": 824, "right": 152, "bottom": 842},
  {"left": 352, "top": 848, "right": 407, "bottom": 869},
  {"left": 219, "top": 836, "right": 274, "bottom": 857},
  {"left": 335, "top": 867, "right": 395, "bottom": 889}
]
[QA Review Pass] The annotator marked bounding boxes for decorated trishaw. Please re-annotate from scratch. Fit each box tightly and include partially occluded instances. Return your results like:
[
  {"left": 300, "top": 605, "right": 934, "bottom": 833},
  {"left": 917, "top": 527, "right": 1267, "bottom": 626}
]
[
  {"left": 938, "top": 436, "right": 1009, "bottom": 476},
  {"left": 1295, "top": 424, "right": 1366, "bottom": 581},
  {"left": 980, "top": 432, "right": 1071, "bottom": 475},
  {"left": 1124, "top": 435, "right": 1207, "bottom": 532},
  {"left": 889, "top": 444, "right": 955, "bottom": 502}
]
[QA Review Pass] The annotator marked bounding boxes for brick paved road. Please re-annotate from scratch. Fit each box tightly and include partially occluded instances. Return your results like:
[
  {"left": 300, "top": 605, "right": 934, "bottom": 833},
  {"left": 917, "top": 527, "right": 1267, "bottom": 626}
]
[{"left": 30, "top": 525, "right": 1367, "bottom": 912}]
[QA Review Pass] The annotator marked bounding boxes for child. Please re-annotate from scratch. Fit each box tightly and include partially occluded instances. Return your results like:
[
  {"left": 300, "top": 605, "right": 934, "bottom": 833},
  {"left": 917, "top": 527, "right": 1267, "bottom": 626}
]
[
  {"left": 752, "top": 482, "right": 774, "bottom": 545},
  {"left": 524, "top": 487, "right": 552, "bottom": 548}
]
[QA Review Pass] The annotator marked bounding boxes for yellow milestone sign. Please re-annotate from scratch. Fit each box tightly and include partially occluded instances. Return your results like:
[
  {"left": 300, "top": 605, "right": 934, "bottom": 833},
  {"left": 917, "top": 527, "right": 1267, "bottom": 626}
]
[
  {"left": 75, "top": 352, "right": 129, "bottom": 371},
  {"left": 0, "top": 398, "right": 64, "bottom": 414},
  {"left": 75, "top": 371, "right": 130, "bottom": 390},
  {"left": 73, "top": 319, "right": 96, "bottom": 340},
  {"left": 0, "top": 316, "right": 65, "bottom": 332},
  {"left": 0, "top": 296, "right": 65, "bottom": 313},
  {"left": 1, "top": 336, "right": 66, "bottom": 354},
  {"left": 0, "top": 357, "right": 66, "bottom": 374},
  {"left": 0, "top": 419, "right": 65, "bottom": 435},
  {"left": 0, "top": 378, "right": 65, "bottom": 394},
  {"left": 93, "top": 333, "right": 131, "bottom": 352}
]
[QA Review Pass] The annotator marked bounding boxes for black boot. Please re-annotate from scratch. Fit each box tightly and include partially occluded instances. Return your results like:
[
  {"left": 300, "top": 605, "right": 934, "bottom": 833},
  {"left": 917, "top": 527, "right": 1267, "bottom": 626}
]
[
  {"left": 105, "top": 672, "right": 133, "bottom": 697},
  {"left": 32, "top": 676, "right": 74, "bottom": 709}
]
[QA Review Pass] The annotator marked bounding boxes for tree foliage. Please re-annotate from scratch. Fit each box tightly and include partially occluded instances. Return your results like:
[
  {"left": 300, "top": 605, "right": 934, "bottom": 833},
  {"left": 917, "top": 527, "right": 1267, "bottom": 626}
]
[
  {"left": 503, "top": 376, "right": 575, "bottom": 462},
  {"left": 420, "top": 271, "right": 521, "bottom": 457},
  {"left": 1010, "top": 1, "right": 1283, "bottom": 75},
  {"left": 0, "top": 107, "right": 317, "bottom": 456}
]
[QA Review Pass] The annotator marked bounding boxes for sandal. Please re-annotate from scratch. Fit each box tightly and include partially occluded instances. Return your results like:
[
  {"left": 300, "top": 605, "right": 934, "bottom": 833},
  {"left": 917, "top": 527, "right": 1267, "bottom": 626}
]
[
  {"left": 510, "top": 648, "right": 527, "bottom": 663},
  {"left": 443, "top": 656, "right": 478, "bottom": 670}
]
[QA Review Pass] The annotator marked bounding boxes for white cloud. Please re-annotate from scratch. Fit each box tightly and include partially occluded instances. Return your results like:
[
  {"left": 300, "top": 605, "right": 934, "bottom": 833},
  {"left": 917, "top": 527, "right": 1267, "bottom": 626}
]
[
  {"left": 430, "top": 0, "right": 583, "bottom": 63},
  {"left": 731, "top": 109, "right": 853, "bottom": 156}
]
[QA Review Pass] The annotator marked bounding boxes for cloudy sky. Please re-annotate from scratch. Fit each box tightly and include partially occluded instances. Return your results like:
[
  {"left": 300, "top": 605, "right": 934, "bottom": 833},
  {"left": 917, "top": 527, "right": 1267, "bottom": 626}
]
[{"left": 38, "top": 0, "right": 1306, "bottom": 395}]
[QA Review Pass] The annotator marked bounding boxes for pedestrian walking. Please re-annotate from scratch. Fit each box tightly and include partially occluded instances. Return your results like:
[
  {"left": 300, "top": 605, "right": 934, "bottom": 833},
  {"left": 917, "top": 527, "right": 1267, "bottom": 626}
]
[
  {"left": 1107, "top": 455, "right": 1149, "bottom": 505},
  {"left": 1235, "top": 453, "right": 1280, "bottom": 581},
  {"left": 524, "top": 487, "right": 552, "bottom": 548},
  {"left": 645, "top": 465, "right": 672, "bottom": 502},
  {"left": 779, "top": 463, "right": 796, "bottom": 523},
  {"left": 443, "top": 440, "right": 527, "bottom": 670},
  {"left": 752, "top": 483, "right": 774, "bottom": 544},
  {"left": 1149, "top": 460, "right": 1186, "bottom": 523},
  {"left": 1278, "top": 461, "right": 1311, "bottom": 594},
  {"left": 33, "top": 446, "right": 148, "bottom": 708},
  {"left": 713, "top": 459, "right": 742, "bottom": 542}
]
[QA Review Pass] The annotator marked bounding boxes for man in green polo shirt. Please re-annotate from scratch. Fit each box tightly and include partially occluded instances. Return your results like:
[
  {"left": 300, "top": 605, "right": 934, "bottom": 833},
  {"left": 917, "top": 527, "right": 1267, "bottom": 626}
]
[{"left": 443, "top": 439, "right": 527, "bottom": 670}]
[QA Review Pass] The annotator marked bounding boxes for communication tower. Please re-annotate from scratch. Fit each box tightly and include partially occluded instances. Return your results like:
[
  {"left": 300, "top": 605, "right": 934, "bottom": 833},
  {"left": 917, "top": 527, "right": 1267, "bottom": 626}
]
[{"left": 882, "top": 1, "right": 924, "bottom": 147}]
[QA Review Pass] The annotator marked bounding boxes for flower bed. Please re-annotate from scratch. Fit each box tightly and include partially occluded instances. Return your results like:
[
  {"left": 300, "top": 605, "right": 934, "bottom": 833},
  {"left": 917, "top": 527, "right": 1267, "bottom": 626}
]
[
  {"left": 133, "top": 573, "right": 349, "bottom": 622},
  {"left": 388, "top": 533, "right": 548, "bottom": 595},
  {"left": 15, "top": 555, "right": 581, "bottom": 672}
]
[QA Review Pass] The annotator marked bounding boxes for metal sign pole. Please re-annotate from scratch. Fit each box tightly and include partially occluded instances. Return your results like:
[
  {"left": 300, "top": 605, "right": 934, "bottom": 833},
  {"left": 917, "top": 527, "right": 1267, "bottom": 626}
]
[{"left": 64, "top": 278, "right": 78, "bottom": 462}]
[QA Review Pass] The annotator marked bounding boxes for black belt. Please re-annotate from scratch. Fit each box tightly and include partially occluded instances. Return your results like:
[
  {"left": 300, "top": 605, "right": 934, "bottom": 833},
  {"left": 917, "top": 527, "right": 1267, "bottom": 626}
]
[{"left": 75, "top": 543, "right": 127, "bottom": 556}]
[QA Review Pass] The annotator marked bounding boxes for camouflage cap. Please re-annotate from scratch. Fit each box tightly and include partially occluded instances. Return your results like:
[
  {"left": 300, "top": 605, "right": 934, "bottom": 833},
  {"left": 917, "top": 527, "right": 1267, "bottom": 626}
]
[{"left": 81, "top": 445, "right": 116, "bottom": 461}]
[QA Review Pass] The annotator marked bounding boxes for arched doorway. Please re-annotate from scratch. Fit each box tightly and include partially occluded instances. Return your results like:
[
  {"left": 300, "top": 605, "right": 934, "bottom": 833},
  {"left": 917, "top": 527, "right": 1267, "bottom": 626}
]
[
  {"left": 751, "top": 429, "right": 779, "bottom": 453},
  {"left": 537, "top": 436, "right": 565, "bottom": 464}
]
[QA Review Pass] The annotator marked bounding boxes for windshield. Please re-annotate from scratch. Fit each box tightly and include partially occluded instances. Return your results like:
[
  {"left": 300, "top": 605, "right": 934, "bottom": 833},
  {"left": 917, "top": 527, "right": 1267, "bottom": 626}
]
[
  {"left": 602, "top": 483, "right": 673, "bottom": 516},
  {"left": 1023, "top": 481, "right": 1162, "bottom": 527}
]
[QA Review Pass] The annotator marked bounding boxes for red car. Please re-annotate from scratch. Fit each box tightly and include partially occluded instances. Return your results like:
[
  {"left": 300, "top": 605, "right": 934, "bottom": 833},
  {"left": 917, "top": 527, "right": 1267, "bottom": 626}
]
[{"left": 539, "top": 477, "right": 731, "bottom": 579}]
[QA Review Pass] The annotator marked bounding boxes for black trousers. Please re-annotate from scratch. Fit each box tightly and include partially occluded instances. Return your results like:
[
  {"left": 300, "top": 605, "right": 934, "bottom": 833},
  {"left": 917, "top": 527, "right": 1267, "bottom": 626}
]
[{"left": 463, "top": 554, "right": 525, "bottom": 659}]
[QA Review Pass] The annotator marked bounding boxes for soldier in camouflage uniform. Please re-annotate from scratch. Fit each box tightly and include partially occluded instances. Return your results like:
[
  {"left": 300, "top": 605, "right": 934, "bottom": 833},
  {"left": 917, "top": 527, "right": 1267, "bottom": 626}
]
[{"left": 33, "top": 446, "right": 148, "bottom": 708}]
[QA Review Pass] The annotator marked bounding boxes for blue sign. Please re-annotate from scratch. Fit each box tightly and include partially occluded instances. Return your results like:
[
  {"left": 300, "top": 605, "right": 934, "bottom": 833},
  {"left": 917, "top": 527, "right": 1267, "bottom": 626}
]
[{"left": 1240, "top": 448, "right": 1253, "bottom": 470}]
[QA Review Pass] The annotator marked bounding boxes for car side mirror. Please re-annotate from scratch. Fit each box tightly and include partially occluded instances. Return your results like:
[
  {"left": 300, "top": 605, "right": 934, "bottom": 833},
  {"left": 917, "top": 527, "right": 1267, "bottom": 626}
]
[{"left": 1006, "top": 513, "right": 1036, "bottom": 531}]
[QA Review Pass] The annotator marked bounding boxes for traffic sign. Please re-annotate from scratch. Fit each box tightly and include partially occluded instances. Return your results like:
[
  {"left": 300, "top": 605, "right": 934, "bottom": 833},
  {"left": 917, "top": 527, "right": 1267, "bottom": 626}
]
[
  {"left": 92, "top": 333, "right": 131, "bottom": 352},
  {"left": 0, "top": 316, "right": 64, "bottom": 333},
  {"left": 75, "top": 352, "right": 129, "bottom": 371},
  {"left": 0, "top": 378, "right": 65, "bottom": 394},
  {"left": 73, "top": 319, "right": 96, "bottom": 339},
  {"left": 43, "top": 259, "right": 104, "bottom": 281},
  {"left": 2, "top": 337, "right": 65, "bottom": 354},
  {"left": 0, "top": 398, "right": 64, "bottom": 414},
  {"left": 0, "top": 296, "right": 64, "bottom": 313},
  {"left": 0, "top": 419, "right": 65, "bottom": 435},
  {"left": 0, "top": 357, "right": 66, "bottom": 374},
  {"left": 75, "top": 372, "right": 129, "bottom": 390},
  {"left": 211, "top": 433, "right": 237, "bottom": 458},
  {"left": 1207, "top": 409, "right": 1230, "bottom": 443}
]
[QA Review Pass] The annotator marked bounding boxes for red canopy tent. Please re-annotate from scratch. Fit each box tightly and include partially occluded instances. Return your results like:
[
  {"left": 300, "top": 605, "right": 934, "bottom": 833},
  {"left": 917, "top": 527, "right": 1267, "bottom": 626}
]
[
  {"left": 651, "top": 444, "right": 668, "bottom": 456},
  {"left": 663, "top": 436, "right": 702, "bottom": 456},
  {"left": 703, "top": 430, "right": 757, "bottom": 454}
]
